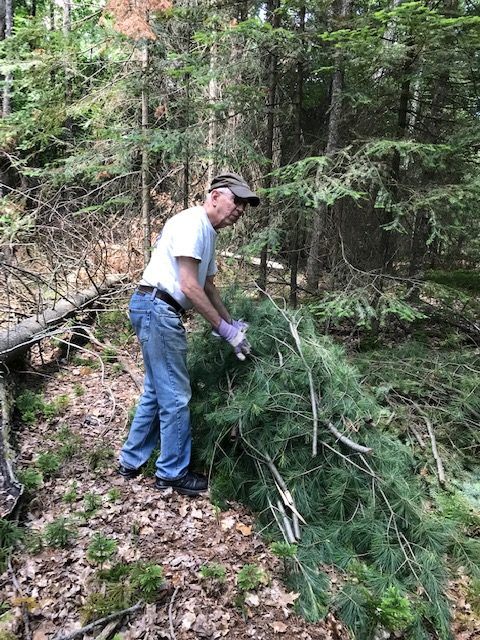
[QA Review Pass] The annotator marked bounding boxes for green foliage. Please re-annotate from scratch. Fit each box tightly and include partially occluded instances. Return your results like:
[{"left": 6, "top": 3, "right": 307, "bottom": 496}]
[
  {"left": 107, "top": 488, "right": 122, "bottom": 503},
  {"left": 130, "top": 563, "right": 165, "bottom": 601},
  {"left": 0, "top": 520, "right": 24, "bottom": 569},
  {"left": 80, "top": 592, "right": 123, "bottom": 625},
  {"left": 15, "top": 390, "right": 45, "bottom": 424},
  {"left": 467, "top": 578, "right": 480, "bottom": 616},
  {"left": 270, "top": 542, "right": 298, "bottom": 559},
  {"left": 35, "top": 452, "right": 62, "bottom": 478},
  {"left": 95, "top": 310, "right": 134, "bottom": 345},
  {"left": 44, "top": 518, "right": 77, "bottom": 549},
  {"left": 87, "top": 534, "right": 118, "bottom": 566},
  {"left": 188, "top": 296, "right": 462, "bottom": 635},
  {"left": 63, "top": 482, "right": 78, "bottom": 504},
  {"left": 426, "top": 270, "right": 480, "bottom": 293},
  {"left": 375, "top": 586, "right": 414, "bottom": 631},
  {"left": 16, "top": 468, "right": 43, "bottom": 491},
  {"left": 54, "top": 425, "right": 82, "bottom": 458},
  {"left": 87, "top": 446, "right": 114, "bottom": 470},
  {"left": 308, "top": 288, "right": 426, "bottom": 330},
  {"left": 73, "top": 383, "right": 84, "bottom": 397},
  {"left": 15, "top": 391, "right": 70, "bottom": 424},
  {"left": 236, "top": 564, "right": 268, "bottom": 591},
  {"left": 199, "top": 563, "right": 227, "bottom": 583},
  {"left": 83, "top": 492, "right": 102, "bottom": 516}
]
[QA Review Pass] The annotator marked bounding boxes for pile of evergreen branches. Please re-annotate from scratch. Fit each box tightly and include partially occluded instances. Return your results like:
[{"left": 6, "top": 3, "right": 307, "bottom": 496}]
[{"left": 188, "top": 294, "right": 479, "bottom": 639}]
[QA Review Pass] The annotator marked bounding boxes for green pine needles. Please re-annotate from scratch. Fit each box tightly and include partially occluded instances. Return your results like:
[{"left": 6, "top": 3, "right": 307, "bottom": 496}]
[{"left": 188, "top": 294, "right": 477, "bottom": 639}]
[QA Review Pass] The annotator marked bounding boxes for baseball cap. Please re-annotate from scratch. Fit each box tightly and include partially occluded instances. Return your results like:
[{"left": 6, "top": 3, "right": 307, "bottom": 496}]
[{"left": 209, "top": 172, "right": 260, "bottom": 207}]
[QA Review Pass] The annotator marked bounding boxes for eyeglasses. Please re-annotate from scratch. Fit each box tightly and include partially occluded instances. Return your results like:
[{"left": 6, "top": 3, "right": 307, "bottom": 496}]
[{"left": 232, "top": 194, "right": 248, "bottom": 207}]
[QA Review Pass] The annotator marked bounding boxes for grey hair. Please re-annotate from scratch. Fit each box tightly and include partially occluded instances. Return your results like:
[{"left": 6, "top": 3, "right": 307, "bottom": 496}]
[{"left": 205, "top": 186, "right": 232, "bottom": 203}]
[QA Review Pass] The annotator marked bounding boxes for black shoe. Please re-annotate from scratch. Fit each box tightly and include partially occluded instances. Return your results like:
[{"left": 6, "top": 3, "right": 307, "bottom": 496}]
[
  {"left": 154, "top": 471, "right": 208, "bottom": 496},
  {"left": 117, "top": 464, "right": 142, "bottom": 479}
]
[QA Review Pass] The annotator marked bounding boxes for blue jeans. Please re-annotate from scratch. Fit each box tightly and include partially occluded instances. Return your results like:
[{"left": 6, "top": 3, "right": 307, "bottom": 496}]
[{"left": 119, "top": 290, "right": 192, "bottom": 480}]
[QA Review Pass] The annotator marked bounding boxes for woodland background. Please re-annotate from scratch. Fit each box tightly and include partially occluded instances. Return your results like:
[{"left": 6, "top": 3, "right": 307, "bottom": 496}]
[{"left": 0, "top": 0, "right": 479, "bottom": 639}]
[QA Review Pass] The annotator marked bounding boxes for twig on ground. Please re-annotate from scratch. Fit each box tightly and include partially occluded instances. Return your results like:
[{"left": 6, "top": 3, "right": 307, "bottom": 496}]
[
  {"left": 423, "top": 415, "right": 446, "bottom": 486},
  {"left": 169, "top": 586, "right": 180, "bottom": 640},
  {"left": 95, "top": 620, "right": 119, "bottom": 640},
  {"left": 52, "top": 601, "right": 143, "bottom": 640},
  {"left": 409, "top": 423, "right": 426, "bottom": 449},
  {"left": 8, "top": 558, "right": 32, "bottom": 640}
]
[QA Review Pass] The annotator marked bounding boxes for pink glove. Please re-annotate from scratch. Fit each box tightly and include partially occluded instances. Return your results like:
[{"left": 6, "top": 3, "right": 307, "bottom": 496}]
[{"left": 217, "top": 319, "right": 251, "bottom": 360}]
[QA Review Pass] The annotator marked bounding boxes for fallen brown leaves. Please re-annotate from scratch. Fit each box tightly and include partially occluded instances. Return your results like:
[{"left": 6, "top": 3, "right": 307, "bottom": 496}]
[{"left": 1, "top": 342, "right": 348, "bottom": 640}]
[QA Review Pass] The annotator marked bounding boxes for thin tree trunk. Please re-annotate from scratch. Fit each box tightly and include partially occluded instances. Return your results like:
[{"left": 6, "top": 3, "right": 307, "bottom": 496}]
[
  {"left": 257, "top": 0, "right": 280, "bottom": 293},
  {"left": 141, "top": 43, "right": 151, "bottom": 265},
  {"left": 207, "top": 37, "right": 218, "bottom": 186},
  {"left": 49, "top": 0, "right": 55, "bottom": 30},
  {"left": 1, "top": 0, "right": 13, "bottom": 117},
  {"left": 306, "top": 0, "right": 351, "bottom": 291},
  {"left": 289, "top": 4, "right": 306, "bottom": 308},
  {"left": 380, "top": 57, "right": 412, "bottom": 273},
  {"left": 62, "top": 0, "right": 71, "bottom": 35}
]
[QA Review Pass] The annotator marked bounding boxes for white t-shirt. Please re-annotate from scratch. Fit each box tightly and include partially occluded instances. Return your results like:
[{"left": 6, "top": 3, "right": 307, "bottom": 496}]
[{"left": 140, "top": 206, "right": 217, "bottom": 310}]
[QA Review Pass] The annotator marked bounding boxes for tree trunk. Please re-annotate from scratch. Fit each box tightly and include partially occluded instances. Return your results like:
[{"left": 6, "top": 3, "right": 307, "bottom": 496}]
[
  {"left": 289, "top": 4, "right": 306, "bottom": 308},
  {"left": 62, "top": 0, "right": 71, "bottom": 35},
  {"left": 1, "top": 0, "right": 13, "bottom": 117},
  {"left": 141, "top": 43, "right": 151, "bottom": 265},
  {"left": 207, "top": 37, "right": 218, "bottom": 187},
  {"left": 257, "top": 0, "right": 280, "bottom": 293},
  {"left": 0, "top": 376, "right": 23, "bottom": 517},
  {"left": 306, "top": 0, "right": 351, "bottom": 291},
  {"left": 0, "top": 275, "right": 125, "bottom": 364},
  {"left": 380, "top": 56, "right": 412, "bottom": 273}
]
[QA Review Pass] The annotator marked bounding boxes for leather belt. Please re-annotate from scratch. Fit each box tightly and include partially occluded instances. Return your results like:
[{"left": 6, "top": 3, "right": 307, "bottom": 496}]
[{"left": 136, "top": 285, "right": 184, "bottom": 314}]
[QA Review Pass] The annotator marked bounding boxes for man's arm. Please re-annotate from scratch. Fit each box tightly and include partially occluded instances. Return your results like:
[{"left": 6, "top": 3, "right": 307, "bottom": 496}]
[
  {"left": 204, "top": 276, "right": 231, "bottom": 324},
  {"left": 178, "top": 256, "right": 223, "bottom": 328}
]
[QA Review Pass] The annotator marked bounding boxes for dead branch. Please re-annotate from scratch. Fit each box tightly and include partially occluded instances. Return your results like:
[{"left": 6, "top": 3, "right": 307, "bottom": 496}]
[
  {"left": 52, "top": 601, "right": 144, "bottom": 640},
  {"left": 409, "top": 423, "right": 427, "bottom": 449},
  {"left": 168, "top": 586, "right": 180, "bottom": 640},
  {"left": 324, "top": 421, "right": 372, "bottom": 454},
  {"left": 423, "top": 415, "right": 446, "bottom": 486},
  {"left": 8, "top": 558, "right": 32, "bottom": 640},
  {"left": 276, "top": 499, "right": 297, "bottom": 543}
]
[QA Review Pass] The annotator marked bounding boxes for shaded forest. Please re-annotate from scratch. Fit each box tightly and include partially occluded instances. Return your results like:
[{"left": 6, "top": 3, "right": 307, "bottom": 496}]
[{"left": 0, "top": 0, "right": 479, "bottom": 639}]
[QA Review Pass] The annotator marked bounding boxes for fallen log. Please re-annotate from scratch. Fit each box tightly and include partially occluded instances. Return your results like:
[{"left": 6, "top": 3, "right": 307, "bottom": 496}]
[
  {"left": 0, "top": 275, "right": 126, "bottom": 365},
  {"left": 0, "top": 375, "right": 23, "bottom": 517}
]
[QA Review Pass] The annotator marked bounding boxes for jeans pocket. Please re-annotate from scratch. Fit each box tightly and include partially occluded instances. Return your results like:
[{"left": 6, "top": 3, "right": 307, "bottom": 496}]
[{"left": 129, "top": 309, "right": 151, "bottom": 344}]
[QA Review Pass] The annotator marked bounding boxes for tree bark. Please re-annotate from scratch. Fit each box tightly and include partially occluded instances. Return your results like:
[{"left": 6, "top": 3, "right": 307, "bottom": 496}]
[
  {"left": 0, "top": 376, "right": 23, "bottom": 517},
  {"left": 306, "top": 0, "right": 351, "bottom": 291},
  {"left": 0, "top": 275, "right": 125, "bottom": 364},
  {"left": 207, "top": 34, "right": 218, "bottom": 187},
  {"left": 257, "top": 0, "right": 280, "bottom": 293},
  {"left": 289, "top": 4, "right": 306, "bottom": 308},
  {"left": 1, "top": 0, "right": 13, "bottom": 117},
  {"left": 141, "top": 42, "right": 151, "bottom": 265}
]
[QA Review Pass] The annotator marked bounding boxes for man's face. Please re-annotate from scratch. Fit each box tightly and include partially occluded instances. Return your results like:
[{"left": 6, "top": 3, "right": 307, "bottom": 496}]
[{"left": 213, "top": 189, "right": 248, "bottom": 229}]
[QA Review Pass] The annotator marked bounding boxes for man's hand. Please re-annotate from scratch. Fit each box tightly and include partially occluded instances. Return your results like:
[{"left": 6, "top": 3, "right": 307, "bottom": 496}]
[
  {"left": 232, "top": 318, "right": 249, "bottom": 332},
  {"left": 217, "top": 319, "right": 251, "bottom": 361}
]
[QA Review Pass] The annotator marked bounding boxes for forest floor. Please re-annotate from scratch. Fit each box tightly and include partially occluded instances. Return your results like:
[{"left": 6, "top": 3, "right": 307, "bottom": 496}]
[
  {"left": 1, "top": 319, "right": 349, "bottom": 640},
  {"left": 2, "top": 296, "right": 480, "bottom": 640}
]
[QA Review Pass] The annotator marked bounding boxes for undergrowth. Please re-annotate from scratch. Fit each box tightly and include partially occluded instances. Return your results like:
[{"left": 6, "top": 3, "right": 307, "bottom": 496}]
[{"left": 188, "top": 295, "right": 479, "bottom": 639}]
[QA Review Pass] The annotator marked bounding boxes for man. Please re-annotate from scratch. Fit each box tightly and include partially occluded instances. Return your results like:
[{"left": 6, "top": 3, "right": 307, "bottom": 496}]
[{"left": 118, "top": 173, "right": 260, "bottom": 496}]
